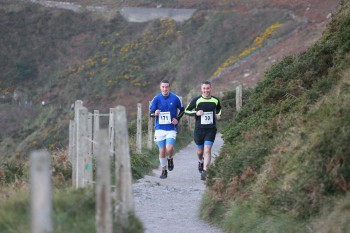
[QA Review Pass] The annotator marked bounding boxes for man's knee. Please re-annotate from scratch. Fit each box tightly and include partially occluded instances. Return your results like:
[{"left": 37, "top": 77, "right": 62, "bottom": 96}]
[
  {"left": 166, "top": 144, "right": 174, "bottom": 152},
  {"left": 159, "top": 147, "right": 166, "bottom": 156},
  {"left": 204, "top": 146, "right": 212, "bottom": 155},
  {"left": 197, "top": 148, "right": 204, "bottom": 155}
]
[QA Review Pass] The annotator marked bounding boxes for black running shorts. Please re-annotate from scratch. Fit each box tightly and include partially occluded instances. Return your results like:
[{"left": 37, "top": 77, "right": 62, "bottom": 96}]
[{"left": 194, "top": 127, "right": 217, "bottom": 146}]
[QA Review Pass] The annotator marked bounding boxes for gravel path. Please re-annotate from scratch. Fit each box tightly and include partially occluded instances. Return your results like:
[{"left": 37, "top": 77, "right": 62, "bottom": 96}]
[{"left": 133, "top": 134, "right": 224, "bottom": 233}]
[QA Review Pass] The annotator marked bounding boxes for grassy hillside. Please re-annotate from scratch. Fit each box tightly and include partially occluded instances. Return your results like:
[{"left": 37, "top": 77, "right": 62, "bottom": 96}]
[
  {"left": 0, "top": 0, "right": 345, "bottom": 231},
  {"left": 0, "top": 0, "right": 299, "bottom": 159},
  {"left": 202, "top": 1, "right": 350, "bottom": 232},
  {"left": 0, "top": 130, "right": 193, "bottom": 232}
]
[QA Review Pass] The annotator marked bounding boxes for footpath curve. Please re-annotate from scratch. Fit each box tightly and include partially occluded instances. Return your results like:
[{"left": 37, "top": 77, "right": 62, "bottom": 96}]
[{"left": 133, "top": 134, "right": 224, "bottom": 233}]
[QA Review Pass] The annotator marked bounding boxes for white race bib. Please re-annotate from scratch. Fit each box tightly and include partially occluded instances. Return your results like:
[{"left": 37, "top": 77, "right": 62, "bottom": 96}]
[
  {"left": 159, "top": 112, "right": 171, "bottom": 124},
  {"left": 201, "top": 112, "right": 213, "bottom": 125}
]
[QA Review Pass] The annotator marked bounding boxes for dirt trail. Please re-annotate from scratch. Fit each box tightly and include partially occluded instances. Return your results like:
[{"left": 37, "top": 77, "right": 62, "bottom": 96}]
[{"left": 133, "top": 134, "right": 224, "bottom": 233}]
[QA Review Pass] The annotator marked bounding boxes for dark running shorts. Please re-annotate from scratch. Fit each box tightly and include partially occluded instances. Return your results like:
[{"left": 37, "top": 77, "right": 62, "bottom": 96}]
[{"left": 194, "top": 127, "right": 217, "bottom": 146}]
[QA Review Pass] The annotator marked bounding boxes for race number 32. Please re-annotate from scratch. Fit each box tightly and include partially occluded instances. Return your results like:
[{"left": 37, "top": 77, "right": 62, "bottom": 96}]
[
  {"left": 201, "top": 112, "right": 213, "bottom": 125},
  {"left": 159, "top": 112, "right": 171, "bottom": 124}
]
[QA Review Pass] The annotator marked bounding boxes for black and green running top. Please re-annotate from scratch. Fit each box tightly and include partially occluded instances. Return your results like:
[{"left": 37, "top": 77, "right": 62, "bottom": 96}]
[{"left": 185, "top": 95, "right": 222, "bottom": 129}]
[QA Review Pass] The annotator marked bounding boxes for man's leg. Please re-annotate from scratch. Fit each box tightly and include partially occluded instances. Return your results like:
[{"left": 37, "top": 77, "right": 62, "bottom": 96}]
[
  {"left": 197, "top": 147, "right": 204, "bottom": 173},
  {"left": 195, "top": 129, "right": 205, "bottom": 173},
  {"left": 203, "top": 144, "right": 213, "bottom": 171},
  {"left": 157, "top": 140, "right": 168, "bottom": 179},
  {"left": 201, "top": 128, "right": 217, "bottom": 180},
  {"left": 166, "top": 143, "right": 175, "bottom": 158},
  {"left": 201, "top": 141, "right": 214, "bottom": 181},
  {"left": 197, "top": 147, "right": 204, "bottom": 161},
  {"left": 165, "top": 137, "right": 176, "bottom": 171},
  {"left": 155, "top": 130, "right": 168, "bottom": 178}
]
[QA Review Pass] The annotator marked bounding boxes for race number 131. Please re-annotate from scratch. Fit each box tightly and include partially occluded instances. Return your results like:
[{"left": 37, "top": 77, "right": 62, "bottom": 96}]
[{"left": 159, "top": 112, "right": 171, "bottom": 124}]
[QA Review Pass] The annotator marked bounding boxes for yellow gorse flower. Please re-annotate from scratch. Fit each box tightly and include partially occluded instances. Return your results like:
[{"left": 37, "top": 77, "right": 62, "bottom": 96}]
[
  {"left": 73, "top": 18, "right": 180, "bottom": 88},
  {"left": 211, "top": 23, "right": 282, "bottom": 77}
]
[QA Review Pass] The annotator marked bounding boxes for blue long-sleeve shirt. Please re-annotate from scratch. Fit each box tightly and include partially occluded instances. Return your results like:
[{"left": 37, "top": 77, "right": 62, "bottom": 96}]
[{"left": 150, "top": 92, "right": 184, "bottom": 131}]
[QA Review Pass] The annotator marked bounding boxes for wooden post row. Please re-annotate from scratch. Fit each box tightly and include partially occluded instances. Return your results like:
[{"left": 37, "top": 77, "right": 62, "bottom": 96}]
[{"left": 68, "top": 101, "right": 140, "bottom": 233}]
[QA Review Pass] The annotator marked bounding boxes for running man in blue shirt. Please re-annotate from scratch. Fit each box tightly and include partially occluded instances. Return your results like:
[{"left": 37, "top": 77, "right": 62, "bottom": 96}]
[{"left": 150, "top": 80, "right": 185, "bottom": 179}]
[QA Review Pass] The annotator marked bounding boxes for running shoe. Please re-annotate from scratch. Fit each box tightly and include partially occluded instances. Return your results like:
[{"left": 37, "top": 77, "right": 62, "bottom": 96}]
[
  {"left": 160, "top": 170, "right": 168, "bottom": 179},
  {"left": 168, "top": 158, "right": 174, "bottom": 171},
  {"left": 201, "top": 170, "right": 207, "bottom": 181},
  {"left": 198, "top": 162, "right": 204, "bottom": 173}
]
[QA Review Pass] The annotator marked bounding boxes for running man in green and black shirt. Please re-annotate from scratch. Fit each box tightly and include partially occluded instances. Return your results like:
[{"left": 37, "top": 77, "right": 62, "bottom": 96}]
[{"left": 185, "top": 81, "right": 222, "bottom": 181}]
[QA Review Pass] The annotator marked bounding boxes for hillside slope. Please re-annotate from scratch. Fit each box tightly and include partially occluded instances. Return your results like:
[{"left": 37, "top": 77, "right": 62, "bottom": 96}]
[
  {"left": 0, "top": 0, "right": 341, "bottom": 160},
  {"left": 202, "top": 1, "right": 350, "bottom": 232}
]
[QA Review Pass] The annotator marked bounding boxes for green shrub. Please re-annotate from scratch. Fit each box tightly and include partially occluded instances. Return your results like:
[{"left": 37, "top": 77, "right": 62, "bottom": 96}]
[{"left": 0, "top": 160, "right": 26, "bottom": 184}]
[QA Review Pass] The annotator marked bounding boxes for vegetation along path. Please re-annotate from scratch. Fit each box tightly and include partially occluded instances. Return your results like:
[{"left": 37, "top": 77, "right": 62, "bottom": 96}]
[{"left": 133, "top": 134, "right": 224, "bottom": 233}]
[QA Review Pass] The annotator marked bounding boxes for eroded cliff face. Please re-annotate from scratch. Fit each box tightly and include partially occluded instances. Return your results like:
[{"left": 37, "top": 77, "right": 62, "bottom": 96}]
[{"left": 213, "top": 0, "right": 341, "bottom": 93}]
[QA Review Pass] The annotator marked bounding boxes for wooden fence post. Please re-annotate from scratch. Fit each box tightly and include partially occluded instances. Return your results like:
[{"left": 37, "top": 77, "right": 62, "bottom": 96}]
[
  {"left": 109, "top": 108, "right": 115, "bottom": 161},
  {"left": 95, "top": 129, "right": 113, "bottom": 233},
  {"left": 93, "top": 110, "right": 100, "bottom": 159},
  {"left": 76, "top": 107, "right": 88, "bottom": 188},
  {"left": 136, "top": 103, "right": 142, "bottom": 154},
  {"left": 69, "top": 120, "right": 75, "bottom": 163},
  {"left": 236, "top": 84, "right": 243, "bottom": 112},
  {"left": 30, "top": 150, "right": 52, "bottom": 233},
  {"left": 186, "top": 95, "right": 193, "bottom": 130},
  {"left": 112, "top": 106, "right": 134, "bottom": 228},
  {"left": 72, "top": 100, "right": 83, "bottom": 187},
  {"left": 85, "top": 113, "right": 93, "bottom": 186},
  {"left": 147, "top": 101, "right": 153, "bottom": 150}
]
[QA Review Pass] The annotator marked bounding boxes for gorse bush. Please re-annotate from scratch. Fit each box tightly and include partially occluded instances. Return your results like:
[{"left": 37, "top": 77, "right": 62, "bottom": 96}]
[
  {"left": 0, "top": 160, "right": 26, "bottom": 185},
  {"left": 14, "top": 60, "right": 38, "bottom": 81}
]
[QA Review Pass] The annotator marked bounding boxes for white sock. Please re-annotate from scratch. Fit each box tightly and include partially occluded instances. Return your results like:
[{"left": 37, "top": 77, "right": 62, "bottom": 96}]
[
  {"left": 199, "top": 159, "right": 204, "bottom": 163},
  {"left": 159, "top": 157, "right": 167, "bottom": 168}
]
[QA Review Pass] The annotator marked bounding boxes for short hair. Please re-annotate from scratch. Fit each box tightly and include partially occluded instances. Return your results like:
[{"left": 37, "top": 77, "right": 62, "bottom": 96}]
[
  {"left": 202, "top": 80, "right": 211, "bottom": 86},
  {"left": 160, "top": 79, "right": 170, "bottom": 85}
]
